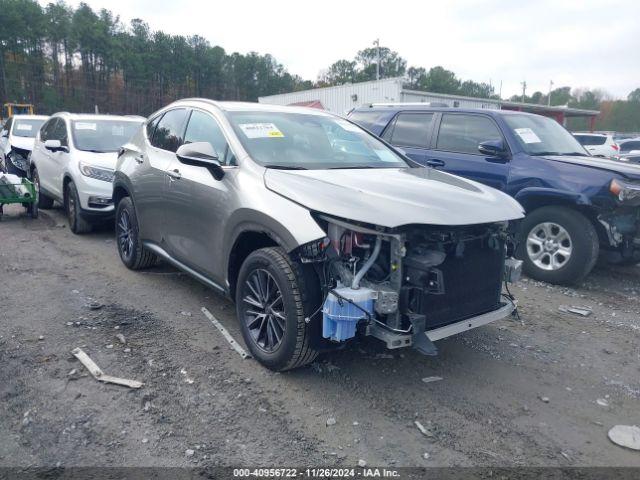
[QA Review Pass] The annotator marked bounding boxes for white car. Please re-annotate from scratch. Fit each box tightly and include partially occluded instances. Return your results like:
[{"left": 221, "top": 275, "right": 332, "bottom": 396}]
[
  {"left": 572, "top": 132, "right": 619, "bottom": 157},
  {"left": 0, "top": 115, "right": 49, "bottom": 176},
  {"left": 29, "top": 113, "right": 144, "bottom": 233}
]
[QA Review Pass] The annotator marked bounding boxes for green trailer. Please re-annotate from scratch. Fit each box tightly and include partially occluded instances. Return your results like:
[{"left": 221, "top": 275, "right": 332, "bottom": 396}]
[{"left": 0, "top": 176, "right": 38, "bottom": 219}]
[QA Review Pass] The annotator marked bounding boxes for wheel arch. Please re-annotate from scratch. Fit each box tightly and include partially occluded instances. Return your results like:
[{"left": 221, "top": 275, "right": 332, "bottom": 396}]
[{"left": 515, "top": 188, "right": 608, "bottom": 245}]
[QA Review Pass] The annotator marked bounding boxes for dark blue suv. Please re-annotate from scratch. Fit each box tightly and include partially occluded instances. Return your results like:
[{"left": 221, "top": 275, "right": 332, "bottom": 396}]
[{"left": 349, "top": 105, "right": 640, "bottom": 285}]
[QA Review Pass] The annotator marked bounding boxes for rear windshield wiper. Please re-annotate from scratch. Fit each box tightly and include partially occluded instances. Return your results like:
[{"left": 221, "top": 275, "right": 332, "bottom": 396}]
[{"left": 263, "top": 164, "right": 308, "bottom": 170}]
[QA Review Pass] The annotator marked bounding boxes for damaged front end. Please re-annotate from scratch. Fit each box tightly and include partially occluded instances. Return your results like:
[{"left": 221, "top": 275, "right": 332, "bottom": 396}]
[
  {"left": 598, "top": 179, "right": 640, "bottom": 263},
  {"left": 295, "top": 215, "right": 521, "bottom": 355},
  {"left": 6, "top": 146, "right": 31, "bottom": 176}
]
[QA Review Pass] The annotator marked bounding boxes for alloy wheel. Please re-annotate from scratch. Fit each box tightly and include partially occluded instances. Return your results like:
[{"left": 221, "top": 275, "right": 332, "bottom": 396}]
[
  {"left": 526, "top": 222, "right": 573, "bottom": 271},
  {"left": 241, "top": 269, "right": 286, "bottom": 353},
  {"left": 117, "top": 209, "right": 134, "bottom": 260}
]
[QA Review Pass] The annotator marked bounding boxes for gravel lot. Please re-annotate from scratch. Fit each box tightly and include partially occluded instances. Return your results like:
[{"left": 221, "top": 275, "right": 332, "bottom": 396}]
[{"left": 1, "top": 204, "right": 639, "bottom": 468}]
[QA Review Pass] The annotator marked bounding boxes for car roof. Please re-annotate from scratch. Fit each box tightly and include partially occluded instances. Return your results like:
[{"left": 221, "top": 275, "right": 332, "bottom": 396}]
[
  {"left": 350, "top": 105, "right": 539, "bottom": 117},
  {"left": 167, "top": 98, "right": 336, "bottom": 117},
  {"left": 52, "top": 112, "right": 145, "bottom": 122}
]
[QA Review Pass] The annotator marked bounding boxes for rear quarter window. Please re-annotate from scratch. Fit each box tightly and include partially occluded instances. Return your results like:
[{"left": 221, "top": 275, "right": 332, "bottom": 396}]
[
  {"left": 574, "top": 134, "right": 606, "bottom": 146},
  {"left": 348, "top": 110, "right": 385, "bottom": 131}
]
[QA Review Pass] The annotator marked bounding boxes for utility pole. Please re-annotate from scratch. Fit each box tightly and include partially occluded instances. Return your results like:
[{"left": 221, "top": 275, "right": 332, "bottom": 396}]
[
  {"left": 547, "top": 80, "right": 554, "bottom": 106},
  {"left": 521, "top": 81, "right": 527, "bottom": 103},
  {"left": 374, "top": 38, "right": 380, "bottom": 81},
  {"left": 499, "top": 80, "right": 503, "bottom": 99}
]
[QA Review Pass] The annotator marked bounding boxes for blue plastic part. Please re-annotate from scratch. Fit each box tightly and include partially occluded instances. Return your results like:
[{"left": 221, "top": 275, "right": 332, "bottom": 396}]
[{"left": 322, "top": 287, "right": 375, "bottom": 342}]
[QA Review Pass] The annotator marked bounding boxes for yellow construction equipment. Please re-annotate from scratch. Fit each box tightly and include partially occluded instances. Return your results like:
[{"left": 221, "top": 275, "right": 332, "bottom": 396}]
[{"left": 2, "top": 103, "right": 34, "bottom": 120}]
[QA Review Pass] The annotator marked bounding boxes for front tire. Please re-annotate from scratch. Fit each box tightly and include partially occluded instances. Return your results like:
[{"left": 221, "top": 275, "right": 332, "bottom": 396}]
[
  {"left": 115, "top": 196, "right": 157, "bottom": 270},
  {"left": 517, "top": 206, "right": 599, "bottom": 285},
  {"left": 235, "top": 247, "right": 320, "bottom": 371},
  {"left": 65, "top": 180, "right": 92, "bottom": 234}
]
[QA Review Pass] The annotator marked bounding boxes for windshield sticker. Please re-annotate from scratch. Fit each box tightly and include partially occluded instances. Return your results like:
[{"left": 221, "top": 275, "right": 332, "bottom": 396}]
[
  {"left": 75, "top": 122, "right": 97, "bottom": 131},
  {"left": 239, "top": 123, "right": 284, "bottom": 138},
  {"left": 514, "top": 127, "right": 541, "bottom": 144},
  {"left": 15, "top": 124, "right": 33, "bottom": 131},
  {"left": 335, "top": 119, "right": 362, "bottom": 133}
]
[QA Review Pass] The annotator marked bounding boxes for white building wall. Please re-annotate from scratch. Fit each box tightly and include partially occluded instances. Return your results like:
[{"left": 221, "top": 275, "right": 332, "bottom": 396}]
[
  {"left": 258, "top": 78, "right": 404, "bottom": 115},
  {"left": 400, "top": 89, "right": 501, "bottom": 109}
]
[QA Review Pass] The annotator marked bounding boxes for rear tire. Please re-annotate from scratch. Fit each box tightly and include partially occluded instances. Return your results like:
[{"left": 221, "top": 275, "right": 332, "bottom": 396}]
[
  {"left": 65, "top": 180, "right": 92, "bottom": 234},
  {"left": 517, "top": 206, "right": 599, "bottom": 285},
  {"left": 31, "top": 167, "right": 54, "bottom": 209},
  {"left": 235, "top": 247, "right": 320, "bottom": 371},
  {"left": 115, "top": 196, "right": 157, "bottom": 270}
]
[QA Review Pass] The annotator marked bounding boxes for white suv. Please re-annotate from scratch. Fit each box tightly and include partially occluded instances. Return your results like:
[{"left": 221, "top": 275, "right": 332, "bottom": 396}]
[
  {"left": 0, "top": 115, "right": 49, "bottom": 176},
  {"left": 29, "top": 113, "right": 144, "bottom": 233},
  {"left": 572, "top": 132, "right": 619, "bottom": 157}
]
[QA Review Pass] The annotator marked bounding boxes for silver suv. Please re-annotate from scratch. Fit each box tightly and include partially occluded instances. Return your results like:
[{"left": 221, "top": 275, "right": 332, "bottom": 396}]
[{"left": 114, "top": 99, "right": 524, "bottom": 371}]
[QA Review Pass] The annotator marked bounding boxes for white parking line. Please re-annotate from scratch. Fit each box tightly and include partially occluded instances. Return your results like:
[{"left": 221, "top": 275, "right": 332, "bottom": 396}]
[{"left": 201, "top": 307, "right": 251, "bottom": 359}]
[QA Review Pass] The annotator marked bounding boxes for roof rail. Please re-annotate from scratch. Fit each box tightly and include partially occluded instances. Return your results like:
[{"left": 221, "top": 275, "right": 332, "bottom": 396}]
[{"left": 368, "top": 102, "right": 449, "bottom": 108}]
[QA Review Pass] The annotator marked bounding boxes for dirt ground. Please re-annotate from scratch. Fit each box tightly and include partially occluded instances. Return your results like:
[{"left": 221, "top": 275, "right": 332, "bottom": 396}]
[{"left": 1, "top": 204, "right": 639, "bottom": 469}]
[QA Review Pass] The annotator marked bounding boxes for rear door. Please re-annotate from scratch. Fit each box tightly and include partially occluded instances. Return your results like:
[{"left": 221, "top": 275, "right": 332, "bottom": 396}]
[
  {"left": 135, "top": 108, "right": 189, "bottom": 245},
  {"left": 426, "top": 113, "right": 511, "bottom": 191}
]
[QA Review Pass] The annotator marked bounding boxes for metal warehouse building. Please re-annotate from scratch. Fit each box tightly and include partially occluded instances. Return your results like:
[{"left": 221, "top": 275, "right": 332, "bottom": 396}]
[{"left": 258, "top": 77, "right": 600, "bottom": 128}]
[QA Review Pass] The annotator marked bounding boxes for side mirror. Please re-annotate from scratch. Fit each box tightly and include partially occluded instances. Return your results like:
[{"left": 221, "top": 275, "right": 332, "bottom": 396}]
[
  {"left": 478, "top": 139, "right": 509, "bottom": 159},
  {"left": 44, "top": 139, "right": 67, "bottom": 152},
  {"left": 176, "top": 142, "right": 224, "bottom": 180}
]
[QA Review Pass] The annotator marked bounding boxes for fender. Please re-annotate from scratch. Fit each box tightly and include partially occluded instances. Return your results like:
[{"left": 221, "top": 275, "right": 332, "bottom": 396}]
[
  {"left": 222, "top": 207, "right": 325, "bottom": 288},
  {"left": 514, "top": 187, "right": 592, "bottom": 211}
]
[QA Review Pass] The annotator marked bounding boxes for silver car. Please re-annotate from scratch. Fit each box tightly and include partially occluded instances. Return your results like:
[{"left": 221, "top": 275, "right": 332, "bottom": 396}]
[{"left": 114, "top": 99, "right": 524, "bottom": 371}]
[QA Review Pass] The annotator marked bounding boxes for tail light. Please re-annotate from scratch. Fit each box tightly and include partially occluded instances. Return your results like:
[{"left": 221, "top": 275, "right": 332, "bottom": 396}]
[{"left": 612, "top": 144, "right": 619, "bottom": 151}]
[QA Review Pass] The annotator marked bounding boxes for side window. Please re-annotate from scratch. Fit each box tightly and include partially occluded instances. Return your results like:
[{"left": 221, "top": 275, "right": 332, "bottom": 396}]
[
  {"left": 146, "top": 114, "right": 162, "bottom": 140},
  {"left": 53, "top": 119, "right": 69, "bottom": 146},
  {"left": 40, "top": 119, "right": 55, "bottom": 141},
  {"left": 4, "top": 117, "right": 13, "bottom": 134},
  {"left": 389, "top": 113, "right": 433, "bottom": 149},
  {"left": 183, "top": 110, "right": 235, "bottom": 166},
  {"left": 151, "top": 109, "right": 188, "bottom": 152},
  {"left": 436, "top": 114, "right": 502, "bottom": 155}
]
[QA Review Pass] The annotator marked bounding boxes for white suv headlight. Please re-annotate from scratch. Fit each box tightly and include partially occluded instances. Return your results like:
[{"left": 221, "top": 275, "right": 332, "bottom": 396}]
[{"left": 79, "top": 161, "right": 115, "bottom": 183}]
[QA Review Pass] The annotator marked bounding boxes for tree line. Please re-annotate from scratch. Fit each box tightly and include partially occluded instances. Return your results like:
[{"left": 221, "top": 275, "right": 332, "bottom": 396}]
[
  {"left": 0, "top": 0, "right": 313, "bottom": 116},
  {"left": 1, "top": 0, "right": 639, "bottom": 131}
]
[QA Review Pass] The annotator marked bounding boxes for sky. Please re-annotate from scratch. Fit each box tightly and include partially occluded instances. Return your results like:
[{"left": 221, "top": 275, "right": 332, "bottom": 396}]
[{"left": 51, "top": 0, "right": 640, "bottom": 100}]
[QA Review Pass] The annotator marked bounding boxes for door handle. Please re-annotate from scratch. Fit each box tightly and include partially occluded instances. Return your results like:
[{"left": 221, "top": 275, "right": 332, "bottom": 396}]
[
  {"left": 134, "top": 154, "right": 145, "bottom": 164},
  {"left": 166, "top": 169, "right": 182, "bottom": 180},
  {"left": 425, "top": 159, "right": 445, "bottom": 168}
]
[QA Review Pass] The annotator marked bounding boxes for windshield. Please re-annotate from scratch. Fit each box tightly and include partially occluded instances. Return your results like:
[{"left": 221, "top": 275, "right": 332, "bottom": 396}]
[
  {"left": 12, "top": 119, "right": 45, "bottom": 138},
  {"left": 71, "top": 120, "right": 142, "bottom": 152},
  {"left": 504, "top": 114, "right": 589, "bottom": 156},
  {"left": 227, "top": 111, "right": 408, "bottom": 169}
]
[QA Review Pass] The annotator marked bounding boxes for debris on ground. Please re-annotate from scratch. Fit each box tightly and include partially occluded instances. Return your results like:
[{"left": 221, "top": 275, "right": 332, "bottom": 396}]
[
  {"left": 116, "top": 333, "right": 126, "bottom": 344},
  {"left": 358, "top": 459, "right": 366, "bottom": 467},
  {"left": 180, "top": 368, "right": 194, "bottom": 384},
  {"left": 185, "top": 448, "right": 195, "bottom": 457},
  {"left": 180, "top": 311, "right": 192, "bottom": 317},
  {"left": 201, "top": 307, "right": 251, "bottom": 359},
  {"left": 540, "top": 396, "right": 550, "bottom": 403},
  {"left": 558, "top": 305, "right": 592, "bottom": 317},
  {"left": 326, "top": 417, "right": 336, "bottom": 426},
  {"left": 608, "top": 425, "right": 640, "bottom": 451},
  {"left": 88, "top": 302, "right": 103, "bottom": 310},
  {"left": 423, "top": 452, "right": 430, "bottom": 460},
  {"left": 414, "top": 420, "right": 433, "bottom": 437},
  {"left": 421, "top": 376, "right": 443, "bottom": 384},
  {"left": 71, "top": 347, "right": 143, "bottom": 389},
  {"left": 596, "top": 398, "right": 609, "bottom": 407}
]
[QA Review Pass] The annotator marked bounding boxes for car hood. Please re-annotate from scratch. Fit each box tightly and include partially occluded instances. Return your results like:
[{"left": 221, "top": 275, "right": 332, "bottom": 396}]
[
  {"left": 544, "top": 154, "right": 640, "bottom": 179},
  {"left": 10, "top": 136, "right": 36, "bottom": 152},
  {"left": 264, "top": 167, "right": 524, "bottom": 228},
  {"left": 75, "top": 151, "right": 119, "bottom": 169}
]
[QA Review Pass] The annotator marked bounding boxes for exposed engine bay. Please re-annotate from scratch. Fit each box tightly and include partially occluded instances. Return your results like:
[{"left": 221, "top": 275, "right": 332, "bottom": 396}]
[{"left": 296, "top": 214, "right": 521, "bottom": 354}]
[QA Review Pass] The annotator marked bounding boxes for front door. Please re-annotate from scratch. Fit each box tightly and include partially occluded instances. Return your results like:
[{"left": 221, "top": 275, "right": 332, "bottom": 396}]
[
  {"left": 426, "top": 113, "right": 511, "bottom": 191},
  {"left": 163, "top": 109, "right": 236, "bottom": 283}
]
